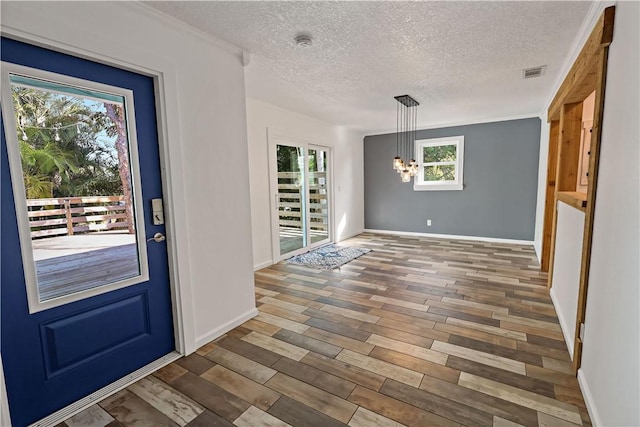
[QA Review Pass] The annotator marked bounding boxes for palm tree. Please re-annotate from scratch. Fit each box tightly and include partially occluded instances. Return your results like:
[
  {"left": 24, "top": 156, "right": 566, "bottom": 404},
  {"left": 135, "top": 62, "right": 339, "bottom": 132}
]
[
  {"left": 104, "top": 103, "right": 135, "bottom": 234},
  {"left": 11, "top": 86, "right": 122, "bottom": 199},
  {"left": 12, "top": 87, "right": 80, "bottom": 198},
  {"left": 19, "top": 140, "right": 78, "bottom": 198},
  {"left": 11, "top": 84, "right": 136, "bottom": 233}
]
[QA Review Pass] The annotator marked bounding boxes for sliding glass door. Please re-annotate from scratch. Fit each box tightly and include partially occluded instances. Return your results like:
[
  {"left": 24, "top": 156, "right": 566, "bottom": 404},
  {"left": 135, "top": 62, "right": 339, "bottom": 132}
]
[
  {"left": 275, "top": 144, "right": 307, "bottom": 254},
  {"left": 308, "top": 147, "right": 329, "bottom": 245},
  {"left": 269, "top": 134, "right": 331, "bottom": 260}
]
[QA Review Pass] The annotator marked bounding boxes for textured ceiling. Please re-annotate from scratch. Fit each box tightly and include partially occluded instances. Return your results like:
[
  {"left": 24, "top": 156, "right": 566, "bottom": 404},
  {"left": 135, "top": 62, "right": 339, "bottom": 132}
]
[{"left": 145, "top": 1, "right": 592, "bottom": 134}]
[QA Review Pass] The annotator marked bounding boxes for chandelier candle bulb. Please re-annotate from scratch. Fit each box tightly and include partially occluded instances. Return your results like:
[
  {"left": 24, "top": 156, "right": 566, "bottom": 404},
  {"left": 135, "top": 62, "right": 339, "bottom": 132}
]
[{"left": 393, "top": 156, "right": 402, "bottom": 170}]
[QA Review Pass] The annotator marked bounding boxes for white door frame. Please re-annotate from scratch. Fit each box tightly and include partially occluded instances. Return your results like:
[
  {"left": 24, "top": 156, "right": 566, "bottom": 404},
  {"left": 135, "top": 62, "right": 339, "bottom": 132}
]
[
  {"left": 307, "top": 143, "right": 333, "bottom": 249},
  {"left": 267, "top": 129, "right": 333, "bottom": 263},
  {"left": 0, "top": 26, "right": 191, "bottom": 425}
]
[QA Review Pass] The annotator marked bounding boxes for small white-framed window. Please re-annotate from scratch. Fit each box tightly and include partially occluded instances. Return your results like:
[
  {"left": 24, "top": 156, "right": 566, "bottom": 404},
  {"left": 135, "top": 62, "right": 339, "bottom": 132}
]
[{"left": 414, "top": 136, "right": 464, "bottom": 191}]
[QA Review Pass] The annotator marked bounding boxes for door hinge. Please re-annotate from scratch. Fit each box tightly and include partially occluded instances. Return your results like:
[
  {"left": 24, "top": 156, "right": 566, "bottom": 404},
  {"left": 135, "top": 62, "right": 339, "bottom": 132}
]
[{"left": 579, "top": 323, "right": 586, "bottom": 342}]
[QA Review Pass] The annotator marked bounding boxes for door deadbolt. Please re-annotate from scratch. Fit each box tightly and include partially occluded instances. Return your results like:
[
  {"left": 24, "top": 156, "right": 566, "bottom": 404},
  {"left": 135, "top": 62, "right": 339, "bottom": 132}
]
[{"left": 152, "top": 198, "right": 165, "bottom": 225}]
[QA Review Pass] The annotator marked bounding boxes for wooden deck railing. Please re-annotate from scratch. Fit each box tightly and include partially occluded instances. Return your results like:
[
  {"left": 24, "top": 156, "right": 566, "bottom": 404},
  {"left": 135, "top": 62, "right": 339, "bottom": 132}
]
[
  {"left": 277, "top": 171, "right": 328, "bottom": 231},
  {"left": 27, "top": 195, "right": 131, "bottom": 238}
]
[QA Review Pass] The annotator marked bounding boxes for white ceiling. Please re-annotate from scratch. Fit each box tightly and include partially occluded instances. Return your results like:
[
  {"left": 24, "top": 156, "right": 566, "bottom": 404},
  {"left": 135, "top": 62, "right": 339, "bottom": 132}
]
[{"left": 145, "top": 1, "right": 592, "bottom": 134}]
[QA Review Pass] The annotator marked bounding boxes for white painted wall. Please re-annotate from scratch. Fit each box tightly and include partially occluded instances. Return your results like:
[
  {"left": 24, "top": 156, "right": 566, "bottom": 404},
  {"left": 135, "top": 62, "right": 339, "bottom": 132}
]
[
  {"left": 578, "top": 2, "right": 640, "bottom": 425},
  {"left": 549, "top": 202, "right": 585, "bottom": 358},
  {"left": 1, "top": 1, "right": 257, "bottom": 357},
  {"left": 246, "top": 98, "right": 364, "bottom": 269}
]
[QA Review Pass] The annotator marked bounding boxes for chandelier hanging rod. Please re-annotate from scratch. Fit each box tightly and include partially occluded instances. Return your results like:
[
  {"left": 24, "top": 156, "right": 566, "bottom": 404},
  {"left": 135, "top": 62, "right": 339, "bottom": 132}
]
[{"left": 393, "top": 94, "right": 419, "bottom": 183}]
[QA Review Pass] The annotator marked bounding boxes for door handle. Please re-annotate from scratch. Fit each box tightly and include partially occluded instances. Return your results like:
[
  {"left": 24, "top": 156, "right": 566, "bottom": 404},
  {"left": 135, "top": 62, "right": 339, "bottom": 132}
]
[{"left": 147, "top": 232, "right": 166, "bottom": 243}]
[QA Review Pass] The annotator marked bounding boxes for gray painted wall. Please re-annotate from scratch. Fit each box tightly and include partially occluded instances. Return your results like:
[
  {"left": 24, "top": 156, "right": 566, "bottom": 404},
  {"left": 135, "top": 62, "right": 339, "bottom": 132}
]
[{"left": 364, "top": 118, "right": 541, "bottom": 240}]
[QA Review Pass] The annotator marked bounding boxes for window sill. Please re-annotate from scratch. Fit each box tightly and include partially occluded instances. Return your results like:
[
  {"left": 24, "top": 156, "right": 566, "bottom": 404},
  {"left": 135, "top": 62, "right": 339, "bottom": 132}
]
[
  {"left": 413, "top": 183, "right": 463, "bottom": 191},
  {"left": 557, "top": 191, "right": 587, "bottom": 212}
]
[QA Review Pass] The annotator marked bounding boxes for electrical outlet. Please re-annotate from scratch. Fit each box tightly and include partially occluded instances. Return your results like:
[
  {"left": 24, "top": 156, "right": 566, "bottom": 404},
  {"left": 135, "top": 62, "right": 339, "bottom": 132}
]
[{"left": 427, "top": 219, "right": 432, "bottom": 227}]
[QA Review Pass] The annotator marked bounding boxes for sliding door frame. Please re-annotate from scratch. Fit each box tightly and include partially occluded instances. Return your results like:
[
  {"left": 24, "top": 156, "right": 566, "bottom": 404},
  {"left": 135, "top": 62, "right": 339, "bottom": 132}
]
[
  {"left": 267, "top": 129, "right": 333, "bottom": 263},
  {"left": 307, "top": 143, "right": 332, "bottom": 250}
]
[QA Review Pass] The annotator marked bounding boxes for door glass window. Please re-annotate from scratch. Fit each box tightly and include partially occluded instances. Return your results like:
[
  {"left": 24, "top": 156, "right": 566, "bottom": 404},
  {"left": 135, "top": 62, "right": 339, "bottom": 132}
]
[
  {"left": 308, "top": 148, "right": 329, "bottom": 245},
  {"left": 277, "top": 144, "right": 306, "bottom": 255},
  {"left": 2, "top": 66, "right": 148, "bottom": 310}
]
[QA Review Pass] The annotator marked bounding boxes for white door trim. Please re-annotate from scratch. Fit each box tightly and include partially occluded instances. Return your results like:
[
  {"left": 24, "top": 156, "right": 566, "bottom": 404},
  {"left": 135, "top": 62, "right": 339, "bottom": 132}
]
[
  {"left": 308, "top": 143, "right": 334, "bottom": 250},
  {"left": 0, "top": 26, "right": 192, "bottom": 425},
  {"left": 0, "top": 355, "right": 10, "bottom": 427}
]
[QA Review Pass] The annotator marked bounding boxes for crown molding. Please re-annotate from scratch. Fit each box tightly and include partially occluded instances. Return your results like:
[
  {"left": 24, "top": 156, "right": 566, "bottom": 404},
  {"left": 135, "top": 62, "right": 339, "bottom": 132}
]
[{"left": 131, "top": 2, "right": 247, "bottom": 59}]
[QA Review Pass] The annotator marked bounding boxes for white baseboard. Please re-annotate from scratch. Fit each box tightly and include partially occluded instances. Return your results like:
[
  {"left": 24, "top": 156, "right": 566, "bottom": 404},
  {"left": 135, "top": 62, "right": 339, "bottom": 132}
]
[
  {"left": 549, "top": 287, "right": 575, "bottom": 358},
  {"left": 363, "top": 229, "right": 534, "bottom": 246},
  {"left": 193, "top": 307, "right": 258, "bottom": 350},
  {"left": 578, "top": 368, "right": 602, "bottom": 426},
  {"left": 533, "top": 239, "right": 542, "bottom": 264},
  {"left": 253, "top": 260, "right": 273, "bottom": 271}
]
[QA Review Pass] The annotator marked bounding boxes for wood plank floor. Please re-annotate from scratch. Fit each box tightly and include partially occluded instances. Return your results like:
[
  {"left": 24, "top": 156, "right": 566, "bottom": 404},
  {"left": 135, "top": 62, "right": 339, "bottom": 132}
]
[{"left": 57, "top": 233, "right": 591, "bottom": 427}]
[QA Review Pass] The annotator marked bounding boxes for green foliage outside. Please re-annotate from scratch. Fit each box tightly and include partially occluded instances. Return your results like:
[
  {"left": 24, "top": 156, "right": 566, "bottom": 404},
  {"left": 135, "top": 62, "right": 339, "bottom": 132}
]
[
  {"left": 423, "top": 144, "right": 456, "bottom": 163},
  {"left": 276, "top": 145, "right": 303, "bottom": 224},
  {"left": 424, "top": 164, "right": 456, "bottom": 181},
  {"left": 423, "top": 144, "right": 457, "bottom": 181},
  {"left": 275, "top": 146, "right": 327, "bottom": 228},
  {"left": 12, "top": 86, "right": 122, "bottom": 199}
]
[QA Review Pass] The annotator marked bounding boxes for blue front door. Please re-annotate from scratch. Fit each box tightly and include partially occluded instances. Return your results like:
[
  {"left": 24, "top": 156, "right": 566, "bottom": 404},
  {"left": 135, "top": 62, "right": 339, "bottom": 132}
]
[{"left": 1, "top": 38, "right": 175, "bottom": 426}]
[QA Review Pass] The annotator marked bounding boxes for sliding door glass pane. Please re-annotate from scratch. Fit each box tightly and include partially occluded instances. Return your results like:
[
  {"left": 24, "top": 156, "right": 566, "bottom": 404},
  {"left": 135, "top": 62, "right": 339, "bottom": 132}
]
[
  {"left": 308, "top": 148, "right": 329, "bottom": 244},
  {"left": 277, "top": 144, "right": 306, "bottom": 255}
]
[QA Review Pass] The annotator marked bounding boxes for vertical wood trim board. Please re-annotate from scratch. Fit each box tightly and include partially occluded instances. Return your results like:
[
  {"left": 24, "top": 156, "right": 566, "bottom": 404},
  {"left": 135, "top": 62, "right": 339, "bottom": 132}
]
[
  {"left": 572, "top": 47, "right": 610, "bottom": 372},
  {"left": 541, "top": 121, "right": 560, "bottom": 272},
  {"left": 557, "top": 102, "right": 584, "bottom": 192}
]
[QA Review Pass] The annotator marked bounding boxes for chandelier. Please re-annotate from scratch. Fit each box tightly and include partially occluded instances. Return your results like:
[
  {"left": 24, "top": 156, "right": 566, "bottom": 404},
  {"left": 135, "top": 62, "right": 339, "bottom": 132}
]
[{"left": 392, "top": 95, "right": 419, "bottom": 182}]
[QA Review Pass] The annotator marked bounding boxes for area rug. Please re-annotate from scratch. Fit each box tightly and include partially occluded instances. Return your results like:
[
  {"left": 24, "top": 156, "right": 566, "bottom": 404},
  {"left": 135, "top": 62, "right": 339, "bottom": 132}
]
[{"left": 287, "top": 244, "right": 371, "bottom": 270}]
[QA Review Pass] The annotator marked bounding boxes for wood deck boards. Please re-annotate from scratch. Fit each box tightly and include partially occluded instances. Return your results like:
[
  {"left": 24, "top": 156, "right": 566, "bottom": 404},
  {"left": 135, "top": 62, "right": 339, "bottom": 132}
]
[
  {"left": 36, "top": 243, "right": 139, "bottom": 301},
  {"left": 57, "top": 233, "right": 591, "bottom": 427}
]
